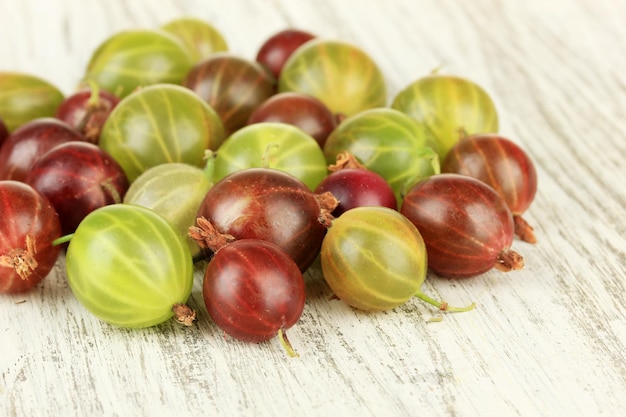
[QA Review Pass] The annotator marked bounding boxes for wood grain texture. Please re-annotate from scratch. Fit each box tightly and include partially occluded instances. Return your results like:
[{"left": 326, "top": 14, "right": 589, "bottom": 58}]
[{"left": 1, "top": 0, "right": 625, "bottom": 416}]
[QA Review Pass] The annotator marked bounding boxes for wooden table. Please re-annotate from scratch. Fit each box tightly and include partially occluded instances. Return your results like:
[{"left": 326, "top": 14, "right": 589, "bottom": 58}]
[{"left": 1, "top": 1, "right": 625, "bottom": 416}]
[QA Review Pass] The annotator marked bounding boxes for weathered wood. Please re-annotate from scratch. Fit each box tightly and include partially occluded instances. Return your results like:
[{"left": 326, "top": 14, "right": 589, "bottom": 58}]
[{"left": 1, "top": 1, "right": 625, "bottom": 416}]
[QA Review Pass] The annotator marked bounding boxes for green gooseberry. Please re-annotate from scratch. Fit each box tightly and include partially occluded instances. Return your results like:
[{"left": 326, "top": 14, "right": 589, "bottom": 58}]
[
  {"left": 212, "top": 122, "right": 328, "bottom": 191},
  {"left": 99, "top": 83, "right": 225, "bottom": 182},
  {"left": 391, "top": 73, "right": 499, "bottom": 160},
  {"left": 84, "top": 29, "right": 194, "bottom": 98},
  {"left": 64, "top": 204, "right": 195, "bottom": 328},
  {"left": 161, "top": 17, "right": 228, "bottom": 62},
  {"left": 323, "top": 107, "right": 439, "bottom": 204},
  {"left": 320, "top": 206, "right": 475, "bottom": 313},
  {"left": 0, "top": 72, "right": 64, "bottom": 132},
  {"left": 123, "top": 162, "right": 213, "bottom": 255},
  {"left": 278, "top": 39, "right": 387, "bottom": 118}
]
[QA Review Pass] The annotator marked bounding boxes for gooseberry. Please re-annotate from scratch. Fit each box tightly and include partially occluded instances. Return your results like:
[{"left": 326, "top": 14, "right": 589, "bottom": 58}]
[
  {"left": 0, "top": 72, "right": 64, "bottom": 132},
  {"left": 247, "top": 92, "right": 337, "bottom": 148},
  {"left": 202, "top": 236, "right": 305, "bottom": 356},
  {"left": 391, "top": 73, "right": 499, "bottom": 160},
  {"left": 161, "top": 17, "right": 228, "bottom": 62},
  {"left": 183, "top": 53, "right": 275, "bottom": 135},
  {"left": 0, "top": 181, "right": 62, "bottom": 293},
  {"left": 84, "top": 29, "right": 194, "bottom": 98},
  {"left": 99, "top": 83, "right": 225, "bottom": 182},
  {"left": 0, "top": 118, "right": 86, "bottom": 182},
  {"left": 255, "top": 28, "right": 316, "bottom": 79},
  {"left": 55, "top": 84, "right": 120, "bottom": 144},
  {"left": 63, "top": 204, "right": 195, "bottom": 328},
  {"left": 320, "top": 206, "right": 474, "bottom": 312},
  {"left": 400, "top": 173, "right": 524, "bottom": 278},
  {"left": 279, "top": 39, "right": 387, "bottom": 118},
  {"left": 25, "top": 141, "right": 129, "bottom": 235},
  {"left": 211, "top": 122, "right": 328, "bottom": 191},
  {"left": 124, "top": 162, "right": 212, "bottom": 255},
  {"left": 193, "top": 168, "right": 336, "bottom": 272},
  {"left": 314, "top": 153, "right": 397, "bottom": 216},
  {"left": 441, "top": 133, "right": 538, "bottom": 243},
  {"left": 323, "top": 107, "right": 439, "bottom": 204}
]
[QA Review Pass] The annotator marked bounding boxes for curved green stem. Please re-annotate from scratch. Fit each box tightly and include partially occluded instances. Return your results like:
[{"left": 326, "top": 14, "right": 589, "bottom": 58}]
[
  {"left": 415, "top": 291, "right": 476, "bottom": 312},
  {"left": 52, "top": 234, "right": 74, "bottom": 246},
  {"left": 277, "top": 328, "right": 299, "bottom": 358},
  {"left": 86, "top": 78, "right": 101, "bottom": 108},
  {"left": 100, "top": 179, "right": 122, "bottom": 204}
]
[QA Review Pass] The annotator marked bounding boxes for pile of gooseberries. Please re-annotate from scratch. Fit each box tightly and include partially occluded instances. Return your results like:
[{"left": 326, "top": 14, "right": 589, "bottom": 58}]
[{"left": 0, "top": 17, "right": 539, "bottom": 357}]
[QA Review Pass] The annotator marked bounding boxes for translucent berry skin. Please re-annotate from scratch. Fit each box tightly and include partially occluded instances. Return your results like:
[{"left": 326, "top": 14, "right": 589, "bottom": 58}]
[
  {"left": 442, "top": 134, "right": 537, "bottom": 216},
  {"left": 202, "top": 239, "right": 305, "bottom": 343},
  {"left": 247, "top": 92, "right": 337, "bottom": 148},
  {"left": 255, "top": 29, "right": 316, "bottom": 79},
  {"left": 442, "top": 134, "right": 538, "bottom": 243},
  {"left": 391, "top": 74, "right": 499, "bottom": 161},
  {"left": 196, "top": 168, "right": 327, "bottom": 272},
  {"left": 400, "top": 173, "right": 522, "bottom": 279},
  {"left": 161, "top": 17, "right": 228, "bottom": 62},
  {"left": 320, "top": 206, "right": 427, "bottom": 311},
  {"left": 84, "top": 29, "right": 194, "bottom": 99},
  {"left": 0, "top": 118, "right": 86, "bottom": 182},
  {"left": 55, "top": 87, "right": 120, "bottom": 144},
  {"left": 65, "top": 204, "right": 194, "bottom": 328},
  {"left": 0, "top": 181, "right": 62, "bottom": 293},
  {"left": 279, "top": 39, "right": 387, "bottom": 119},
  {"left": 314, "top": 168, "right": 397, "bottom": 216},
  {"left": 0, "top": 72, "right": 64, "bottom": 132},
  {"left": 99, "top": 84, "right": 225, "bottom": 182},
  {"left": 25, "top": 141, "right": 129, "bottom": 236},
  {"left": 183, "top": 53, "right": 275, "bottom": 136}
]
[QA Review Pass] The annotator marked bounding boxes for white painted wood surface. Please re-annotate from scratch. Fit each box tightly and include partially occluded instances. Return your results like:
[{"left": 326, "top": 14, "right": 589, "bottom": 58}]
[{"left": 1, "top": 0, "right": 625, "bottom": 416}]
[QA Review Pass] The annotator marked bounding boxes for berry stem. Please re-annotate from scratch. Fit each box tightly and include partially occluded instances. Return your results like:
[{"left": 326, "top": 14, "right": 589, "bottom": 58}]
[
  {"left": 85, "top": 79, "right": 102, "bottom": 108},
  {"left": 414, "top": 291, "right": 476, "bottom": 312},
  {"left": 513, "top": 214, "right": 537, "bottom": 244},
  {"left": 277, "top": 328, "right": 299, "bottom": 357},
  {"left": 328, "top": 151, "right": 366, "bottom": 171},
  {"left": 188, "top": 216, "right": 235, "bottom": 252},
  {"left": 100, "top": 179, "right": 122, "bottom": 204},
  {"left": 52, "top": 234, "right": 74, "bottom": 246},
  {"left": 315, "top": 191, "right": 339, "bottom": 228}
]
